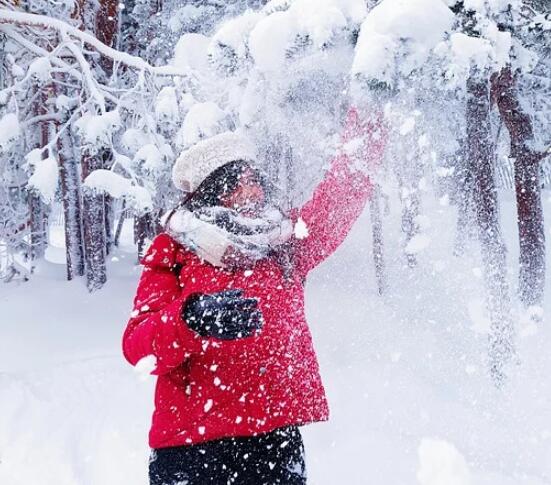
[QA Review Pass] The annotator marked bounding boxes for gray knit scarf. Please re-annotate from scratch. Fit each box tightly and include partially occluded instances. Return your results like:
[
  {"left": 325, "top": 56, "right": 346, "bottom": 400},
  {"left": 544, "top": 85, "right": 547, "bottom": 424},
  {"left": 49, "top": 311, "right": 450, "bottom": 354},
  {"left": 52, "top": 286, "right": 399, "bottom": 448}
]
[{"left": 167, "top": 206, "right": 293, "bottom": 270}]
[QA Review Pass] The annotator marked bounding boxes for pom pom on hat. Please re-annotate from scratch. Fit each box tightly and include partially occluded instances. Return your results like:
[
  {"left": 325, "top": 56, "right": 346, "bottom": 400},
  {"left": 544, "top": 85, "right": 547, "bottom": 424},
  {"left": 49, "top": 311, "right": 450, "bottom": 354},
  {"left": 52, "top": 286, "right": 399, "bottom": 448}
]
[{"left": 172, "top": 131, "right": 256, "bottom": 192}]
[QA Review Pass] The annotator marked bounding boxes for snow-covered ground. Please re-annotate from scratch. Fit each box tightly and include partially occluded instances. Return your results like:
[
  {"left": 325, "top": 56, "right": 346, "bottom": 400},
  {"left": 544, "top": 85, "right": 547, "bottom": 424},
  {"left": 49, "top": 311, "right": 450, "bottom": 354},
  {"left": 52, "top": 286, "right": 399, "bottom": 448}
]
[{"left": 1, "top": 192, "right": 551, "bottom": 485}]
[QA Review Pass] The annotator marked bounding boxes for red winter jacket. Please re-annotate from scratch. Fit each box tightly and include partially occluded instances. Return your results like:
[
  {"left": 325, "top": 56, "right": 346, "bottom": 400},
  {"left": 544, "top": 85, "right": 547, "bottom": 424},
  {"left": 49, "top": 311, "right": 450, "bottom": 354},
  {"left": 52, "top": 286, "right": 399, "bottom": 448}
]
[{"left": 122, "top": 109, "right": 386, "bottom": 449}]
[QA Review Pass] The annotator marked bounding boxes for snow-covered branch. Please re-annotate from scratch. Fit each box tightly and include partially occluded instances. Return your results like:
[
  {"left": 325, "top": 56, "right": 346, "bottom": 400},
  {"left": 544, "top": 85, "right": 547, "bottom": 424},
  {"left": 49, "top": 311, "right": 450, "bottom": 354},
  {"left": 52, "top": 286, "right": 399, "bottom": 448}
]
[
  {"left": 0, "top": 9, "right": 189, "bottom": 77},
  {"left": 1, "top": 25, "right": 82, "bottom": 79},
  {"left": 63, "top": 40, "right": 106, "bottom": 113}
]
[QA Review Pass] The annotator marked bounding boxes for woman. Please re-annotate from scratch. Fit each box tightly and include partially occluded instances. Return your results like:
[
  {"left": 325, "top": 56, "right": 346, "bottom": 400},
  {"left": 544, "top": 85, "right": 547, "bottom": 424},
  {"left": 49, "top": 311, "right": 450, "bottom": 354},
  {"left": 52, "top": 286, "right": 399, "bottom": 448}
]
[{"left": 123, "top": 111, "right": 386, "bottom": 485}]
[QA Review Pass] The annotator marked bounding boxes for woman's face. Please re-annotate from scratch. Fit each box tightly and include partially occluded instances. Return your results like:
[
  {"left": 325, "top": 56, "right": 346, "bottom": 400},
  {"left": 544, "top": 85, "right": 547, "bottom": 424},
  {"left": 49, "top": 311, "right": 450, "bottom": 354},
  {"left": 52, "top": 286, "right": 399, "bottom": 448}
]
[{"left": 221, "top": 168, "right": 266, "bottom": 215}]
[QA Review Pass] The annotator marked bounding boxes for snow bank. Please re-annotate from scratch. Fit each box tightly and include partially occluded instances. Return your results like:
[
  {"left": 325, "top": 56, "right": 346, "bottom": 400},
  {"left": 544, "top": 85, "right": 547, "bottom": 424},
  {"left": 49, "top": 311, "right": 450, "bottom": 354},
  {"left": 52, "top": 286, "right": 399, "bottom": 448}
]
[
  {"left": 352, "top": 0, "right": 454, "bottom": 84},
  {"left": 0, "top": 360, "right": 152, "bottom": 485},
  {"left": 417, "top": 438, "right": 472, "bottom": 485}
]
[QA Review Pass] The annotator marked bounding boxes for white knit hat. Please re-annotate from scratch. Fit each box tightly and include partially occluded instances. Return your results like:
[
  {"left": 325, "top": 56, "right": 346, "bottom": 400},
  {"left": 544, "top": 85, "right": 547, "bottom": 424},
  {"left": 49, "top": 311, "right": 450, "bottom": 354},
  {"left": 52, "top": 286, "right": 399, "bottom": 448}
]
[{"left": 172, "top": 131, "right": 257, "bottom": 192}]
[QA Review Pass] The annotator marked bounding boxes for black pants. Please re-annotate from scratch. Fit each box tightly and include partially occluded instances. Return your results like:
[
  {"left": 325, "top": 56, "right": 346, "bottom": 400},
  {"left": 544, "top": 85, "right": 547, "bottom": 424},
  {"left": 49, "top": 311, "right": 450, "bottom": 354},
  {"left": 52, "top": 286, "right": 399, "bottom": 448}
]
[{"left": 149, "top": 426, "right": 306, "bottom": 485}]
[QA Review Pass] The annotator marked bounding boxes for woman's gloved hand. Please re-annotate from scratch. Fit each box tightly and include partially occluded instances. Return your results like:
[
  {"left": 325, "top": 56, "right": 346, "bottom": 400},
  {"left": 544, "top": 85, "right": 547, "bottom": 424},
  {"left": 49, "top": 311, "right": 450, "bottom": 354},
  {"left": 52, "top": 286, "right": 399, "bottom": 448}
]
[{"left": 182, "top": 289, "right": 264, "bottom": 340}]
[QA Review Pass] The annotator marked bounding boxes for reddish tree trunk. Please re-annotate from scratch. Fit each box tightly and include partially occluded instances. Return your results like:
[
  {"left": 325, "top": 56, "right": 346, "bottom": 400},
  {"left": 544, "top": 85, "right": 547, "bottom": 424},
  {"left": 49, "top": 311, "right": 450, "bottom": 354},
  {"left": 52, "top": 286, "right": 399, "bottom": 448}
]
[
  {"left": 466, "top": 75, "right": 514, "bottom": 385},
  {"left": 96, "top": 0, "right": 119, "bottom": 47},
  {"left": 96, "top": 0, "right": 120, "bottom": 74},
  {"left": 492, "top": 67, "right": 545, "bottom": 309}
]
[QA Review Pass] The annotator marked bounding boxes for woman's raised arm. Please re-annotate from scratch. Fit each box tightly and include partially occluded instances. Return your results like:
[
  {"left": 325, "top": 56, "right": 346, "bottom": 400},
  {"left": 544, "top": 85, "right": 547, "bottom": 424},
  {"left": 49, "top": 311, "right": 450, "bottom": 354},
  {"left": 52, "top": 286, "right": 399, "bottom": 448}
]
[{"left": 292, "top": 107, "right": 387, "bottom": 277}]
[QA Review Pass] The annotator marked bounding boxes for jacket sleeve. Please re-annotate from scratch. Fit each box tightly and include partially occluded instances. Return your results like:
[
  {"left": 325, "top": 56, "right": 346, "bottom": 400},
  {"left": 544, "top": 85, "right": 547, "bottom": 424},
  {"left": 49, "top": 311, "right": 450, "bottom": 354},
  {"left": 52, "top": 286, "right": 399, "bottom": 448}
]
[
  {"left": 292, "top": 107, "right": 387, "bottom": 277},
  {"left": 122, "top": 233, "right": 204, "bottom": 376}
]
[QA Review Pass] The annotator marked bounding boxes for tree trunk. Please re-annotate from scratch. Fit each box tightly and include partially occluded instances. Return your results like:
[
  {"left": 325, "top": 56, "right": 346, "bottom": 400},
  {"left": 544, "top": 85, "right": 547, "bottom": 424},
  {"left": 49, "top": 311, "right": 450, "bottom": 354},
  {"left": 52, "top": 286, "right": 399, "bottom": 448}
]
[
  {"left": 369, "top": 184, "right": 385, "bottom": 295},
  {"left": 28, "top": 193, "right": 47, "bottom": 260},
  {"left": 134, "top": 212, "right": 153, "bottom": 259},
  {"left": 95, "top": 0, "right": 119, "bottom": 255},
  {"left": 95, "top": 0, "right": 120, "bottom": 75},
  {"left": 104, "top": 194, "right": 115, "bottom": 255},
  {"left": 466, "top": 74, "right": 514, "bottom": 386},
  {"left": 57, "top": 124, "right": 85, "bottom": 279},
  {"left": 450, "top": 143, "right": 477, "bottom": 256},
  {"left": 81, "top": 150, "right": 107, "bottom": 291},
  {"left": 28, "top": 89, "right": 50, "bottom": 262},
  {"left": 100, "top": 149, "right": 115, "bottom": 255},
  {"left": 394, "top": 136, "right": 423, "bottom": 268},
  {"left": 114, "top": 199, "right": 126, "bottom": 247},
  {"left": 492, "top": 67, "right": 545, "bottom": 310},
  {"left": 399, "top": 180, "right": 421, "bottom": 268}
]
